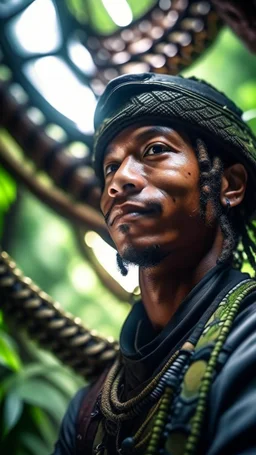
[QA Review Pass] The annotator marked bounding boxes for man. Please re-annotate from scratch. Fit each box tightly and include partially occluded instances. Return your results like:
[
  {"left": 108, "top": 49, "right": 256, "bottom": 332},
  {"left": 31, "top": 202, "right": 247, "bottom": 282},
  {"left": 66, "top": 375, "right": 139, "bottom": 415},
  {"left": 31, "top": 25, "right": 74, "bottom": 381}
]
[{"left": 53, "top": 73, "right": 256, "bottom": 455}]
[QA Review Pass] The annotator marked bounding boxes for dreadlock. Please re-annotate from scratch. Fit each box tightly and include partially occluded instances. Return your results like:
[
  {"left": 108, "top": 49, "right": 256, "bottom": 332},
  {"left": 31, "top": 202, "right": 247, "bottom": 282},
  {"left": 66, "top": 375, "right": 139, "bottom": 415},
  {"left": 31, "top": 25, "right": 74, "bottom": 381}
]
[
  {"left": 195, "top": 139, "right": 256, "bottom": 276},
  {"left": 116, "top": 252, "right": 128, "bottom": 276}
]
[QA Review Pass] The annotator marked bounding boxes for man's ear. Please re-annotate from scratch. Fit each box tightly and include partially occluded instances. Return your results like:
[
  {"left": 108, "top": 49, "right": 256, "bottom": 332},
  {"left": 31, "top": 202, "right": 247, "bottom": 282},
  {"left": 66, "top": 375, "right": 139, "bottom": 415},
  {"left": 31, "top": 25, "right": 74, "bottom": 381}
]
[{"left": 220, "top": 163, "right": 247, "bottom": 209}]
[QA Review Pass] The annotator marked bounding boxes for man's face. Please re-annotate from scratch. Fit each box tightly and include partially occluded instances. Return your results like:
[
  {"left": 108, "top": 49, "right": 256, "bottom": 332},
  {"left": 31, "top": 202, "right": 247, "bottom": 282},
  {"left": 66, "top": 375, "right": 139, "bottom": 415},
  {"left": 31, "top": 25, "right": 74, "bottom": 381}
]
[{"left": 100, "top": 124, "right": 217, "bottom": 268}]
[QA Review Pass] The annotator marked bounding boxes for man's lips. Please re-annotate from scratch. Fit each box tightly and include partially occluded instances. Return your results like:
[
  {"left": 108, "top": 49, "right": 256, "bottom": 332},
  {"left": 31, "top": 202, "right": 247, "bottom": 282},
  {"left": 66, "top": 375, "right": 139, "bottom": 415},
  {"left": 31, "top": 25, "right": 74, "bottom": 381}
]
[{"left": 107, "top": 203, "right": 162, "bottom": 227}]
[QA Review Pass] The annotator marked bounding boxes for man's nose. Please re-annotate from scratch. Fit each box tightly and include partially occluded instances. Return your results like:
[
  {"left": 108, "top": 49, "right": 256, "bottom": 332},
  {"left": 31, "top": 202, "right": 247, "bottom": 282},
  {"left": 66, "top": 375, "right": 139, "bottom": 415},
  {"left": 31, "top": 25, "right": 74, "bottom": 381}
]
[{"left": 108, "top": 156, "right": 146, "bottom": 198}]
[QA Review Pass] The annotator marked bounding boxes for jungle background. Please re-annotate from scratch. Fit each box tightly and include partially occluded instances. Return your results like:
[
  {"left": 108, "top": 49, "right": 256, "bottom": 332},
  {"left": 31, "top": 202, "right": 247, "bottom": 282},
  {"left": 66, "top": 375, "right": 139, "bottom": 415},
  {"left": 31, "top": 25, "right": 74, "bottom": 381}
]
[{"left": 1, "top": 1, "right": 256, "bottom": 454}]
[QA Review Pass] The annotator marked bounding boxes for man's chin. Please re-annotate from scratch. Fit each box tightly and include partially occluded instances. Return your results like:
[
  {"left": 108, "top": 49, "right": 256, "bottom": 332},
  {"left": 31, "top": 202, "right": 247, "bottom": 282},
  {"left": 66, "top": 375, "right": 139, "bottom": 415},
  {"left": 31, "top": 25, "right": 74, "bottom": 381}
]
[{"left": 119, "top": 244, "right": 169, "bottom": 269}]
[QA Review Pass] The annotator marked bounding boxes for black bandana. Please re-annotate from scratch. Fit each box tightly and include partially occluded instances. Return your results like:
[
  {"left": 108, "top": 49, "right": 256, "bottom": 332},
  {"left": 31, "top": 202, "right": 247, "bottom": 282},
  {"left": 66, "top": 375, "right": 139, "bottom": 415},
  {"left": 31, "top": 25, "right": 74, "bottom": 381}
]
[{"left": 93, "top": 73, "right": 256, "bottom": 217}]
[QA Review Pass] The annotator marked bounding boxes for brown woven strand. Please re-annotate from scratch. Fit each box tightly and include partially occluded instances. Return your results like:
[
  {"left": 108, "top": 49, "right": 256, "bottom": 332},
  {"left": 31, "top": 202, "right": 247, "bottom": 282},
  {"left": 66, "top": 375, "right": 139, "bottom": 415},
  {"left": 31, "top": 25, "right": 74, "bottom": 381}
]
[
  {"left": 100, "top": 349, "right": 180, "bottom": 422},
  {"left": 0, "top": 250, "right": 119, "bottom": 379}
]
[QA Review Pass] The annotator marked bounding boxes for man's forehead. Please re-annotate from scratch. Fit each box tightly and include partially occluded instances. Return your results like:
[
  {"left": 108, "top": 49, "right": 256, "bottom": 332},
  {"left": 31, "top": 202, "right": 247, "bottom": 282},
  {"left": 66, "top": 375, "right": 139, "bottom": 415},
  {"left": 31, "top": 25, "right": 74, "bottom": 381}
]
[{"left": 104, "top": 124, "right": 186, "bottom": 161}]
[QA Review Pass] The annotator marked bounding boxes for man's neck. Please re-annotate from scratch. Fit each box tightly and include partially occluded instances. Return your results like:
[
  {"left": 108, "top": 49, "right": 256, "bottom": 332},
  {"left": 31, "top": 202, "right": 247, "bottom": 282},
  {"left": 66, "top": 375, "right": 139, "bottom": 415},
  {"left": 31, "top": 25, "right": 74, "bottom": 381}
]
[{"left": 139, "top": 237, "right": 223, "bottom": 330}]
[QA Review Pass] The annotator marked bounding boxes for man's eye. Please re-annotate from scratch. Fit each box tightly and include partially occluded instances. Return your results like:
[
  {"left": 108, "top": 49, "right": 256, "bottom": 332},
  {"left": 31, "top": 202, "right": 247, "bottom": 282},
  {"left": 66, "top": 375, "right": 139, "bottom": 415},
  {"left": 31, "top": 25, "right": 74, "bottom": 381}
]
[
  {"left": 144, "top": 143, "right": 172, "bottom": 156},
  {"left": 105, "top": 163, "right": 119, "bottom": 176}
]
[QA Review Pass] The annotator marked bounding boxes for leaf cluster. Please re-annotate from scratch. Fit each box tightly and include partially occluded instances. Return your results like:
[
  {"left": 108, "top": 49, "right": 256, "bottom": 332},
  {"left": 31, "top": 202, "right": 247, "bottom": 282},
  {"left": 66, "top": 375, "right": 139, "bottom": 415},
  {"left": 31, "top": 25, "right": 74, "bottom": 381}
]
[{"left": 0, "top": 316, "right": 84, "bottom": 455}]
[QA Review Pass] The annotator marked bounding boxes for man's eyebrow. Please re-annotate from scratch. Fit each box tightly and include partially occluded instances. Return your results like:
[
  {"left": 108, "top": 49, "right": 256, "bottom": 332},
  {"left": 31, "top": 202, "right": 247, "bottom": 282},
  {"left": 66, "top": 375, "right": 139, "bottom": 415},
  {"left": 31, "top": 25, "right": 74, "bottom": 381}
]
[
  {"left": 134, "top": 125, "right": 174, "bottom": 143},
  {"left": 104, "top": 126, "right": 174, "bottom": 161}
]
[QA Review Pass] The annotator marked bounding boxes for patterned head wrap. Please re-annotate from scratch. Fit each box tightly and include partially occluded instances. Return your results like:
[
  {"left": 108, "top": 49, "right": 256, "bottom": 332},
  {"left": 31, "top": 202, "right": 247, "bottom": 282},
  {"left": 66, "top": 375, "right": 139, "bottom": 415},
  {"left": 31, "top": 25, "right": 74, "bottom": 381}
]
[{"left": 93, "top": 73, "right": 256, "bottom": 217}]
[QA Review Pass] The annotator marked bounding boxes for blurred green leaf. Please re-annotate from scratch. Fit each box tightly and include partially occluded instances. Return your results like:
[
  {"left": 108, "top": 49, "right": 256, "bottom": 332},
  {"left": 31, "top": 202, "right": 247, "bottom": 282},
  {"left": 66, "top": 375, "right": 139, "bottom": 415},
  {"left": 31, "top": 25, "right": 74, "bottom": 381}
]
[
  {"left": 16, "top": 451, "right": 30, "bottom": 455},
  {"left": 66, "top": 0, "right": 155, "bottom": 31},
  {"left": 2, "top": 392, "right": 23, "bottom": 438},
  {"left": 7, "top": 361, "right": 82, "bottom": 398},
  {"left": 30, "top": 407, "right": 57, "bottom": 448},
  {"left": 236, "top": 80, "right": 256, "bottom": 110},
  {"left": 0, "top": 330, "right": 21, "bottom": 372},
  {"left": 12, "top": 363, "right": 62, "bottom": 381},
  {"left": 0, "top": 363, "right": 15, "bottom": 377},
  {"left": 0, "top": 166, "right": 16, "bottom": 211},
  {"left": 45, "top": 368, "right": 82, "bottom": 398},
  {"left": 19, "top": 432, "right": 50, "bottom": 455},
  {"left": 15, "top": 379, "right": 68, "bottom": 421},
  {"left": 247, "top": 118, "right": 256, "bottom": 135}
]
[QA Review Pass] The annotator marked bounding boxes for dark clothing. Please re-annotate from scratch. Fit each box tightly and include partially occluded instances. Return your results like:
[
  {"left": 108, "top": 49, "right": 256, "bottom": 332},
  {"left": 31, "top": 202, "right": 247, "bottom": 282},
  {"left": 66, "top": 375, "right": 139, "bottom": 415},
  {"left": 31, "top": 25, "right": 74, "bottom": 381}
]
[
  {"left": 52, "top": 265, "right": 256, "bottom": 454},
  {"left": 52, "top": 388, "right": 84, "bottom": 455}
]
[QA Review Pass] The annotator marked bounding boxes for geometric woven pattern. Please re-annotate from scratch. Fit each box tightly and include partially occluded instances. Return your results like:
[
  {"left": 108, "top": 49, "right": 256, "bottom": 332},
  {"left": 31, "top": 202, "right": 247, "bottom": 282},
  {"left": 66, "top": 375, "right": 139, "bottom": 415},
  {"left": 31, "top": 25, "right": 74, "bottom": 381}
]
[{"left": 95, "top": 89, "right": 256, "bottom": 171}]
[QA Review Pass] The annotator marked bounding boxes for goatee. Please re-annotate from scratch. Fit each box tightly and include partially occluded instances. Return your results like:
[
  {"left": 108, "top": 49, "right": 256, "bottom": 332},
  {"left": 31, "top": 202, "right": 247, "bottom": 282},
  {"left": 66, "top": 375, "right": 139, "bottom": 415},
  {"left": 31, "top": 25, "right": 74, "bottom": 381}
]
[{"left": 116, "top": 244, "right": 169, "bottom": 275}]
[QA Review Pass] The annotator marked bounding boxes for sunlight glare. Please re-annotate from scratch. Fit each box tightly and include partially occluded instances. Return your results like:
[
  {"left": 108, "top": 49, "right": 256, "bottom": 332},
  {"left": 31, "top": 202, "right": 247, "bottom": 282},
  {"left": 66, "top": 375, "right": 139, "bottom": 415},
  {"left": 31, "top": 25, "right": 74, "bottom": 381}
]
[
  {"left": 8, "top": 0, "right": 61, "bottom": 54},
  {"left": 25, "top": 56, "right": 97, "bottom": 134},
  {"left": 69, "top": 262, "right": 98, "bottom": 293},
  {"left": 68, "top": 39, "right": 97, "bottom": 76},
  {"left": 102, "top": 0, "right": 133, "bottom": 27},
  {"left": 242, "top": 109, "right": 256, "bottom": 122}
]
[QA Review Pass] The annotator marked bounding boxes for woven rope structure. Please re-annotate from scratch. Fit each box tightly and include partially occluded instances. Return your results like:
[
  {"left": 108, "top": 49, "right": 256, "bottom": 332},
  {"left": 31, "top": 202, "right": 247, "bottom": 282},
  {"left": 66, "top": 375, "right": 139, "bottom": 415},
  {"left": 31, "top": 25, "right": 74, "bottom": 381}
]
[{"left": 0, "top": 250, "right": 119, "bottom": 379}]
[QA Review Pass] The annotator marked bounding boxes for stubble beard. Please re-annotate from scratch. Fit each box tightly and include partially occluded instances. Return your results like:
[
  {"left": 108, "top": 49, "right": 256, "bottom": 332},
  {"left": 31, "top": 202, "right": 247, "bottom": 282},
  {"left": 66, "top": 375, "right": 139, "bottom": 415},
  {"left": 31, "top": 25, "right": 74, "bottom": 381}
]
[{"left": 117, "top": 236, "right": 169, "bottom": 273}]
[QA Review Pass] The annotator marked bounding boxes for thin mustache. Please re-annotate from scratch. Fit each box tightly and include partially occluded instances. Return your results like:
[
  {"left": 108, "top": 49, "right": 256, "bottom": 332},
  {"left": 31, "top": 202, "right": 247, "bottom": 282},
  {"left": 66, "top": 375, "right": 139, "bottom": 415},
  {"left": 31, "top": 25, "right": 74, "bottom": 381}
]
[
  {"left": 104, "top": 209, "right": 111, "bottom": 225},
  {"left": 103, "top": 201, "right": 162, "bottom": 226}
]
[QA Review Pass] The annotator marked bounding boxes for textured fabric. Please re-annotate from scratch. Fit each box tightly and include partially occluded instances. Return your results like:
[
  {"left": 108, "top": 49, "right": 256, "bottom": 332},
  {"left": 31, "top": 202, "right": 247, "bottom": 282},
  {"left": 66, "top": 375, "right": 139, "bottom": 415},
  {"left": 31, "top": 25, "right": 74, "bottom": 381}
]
[{"left": 93, "top": 73, "right": 256, "bottom": 217}]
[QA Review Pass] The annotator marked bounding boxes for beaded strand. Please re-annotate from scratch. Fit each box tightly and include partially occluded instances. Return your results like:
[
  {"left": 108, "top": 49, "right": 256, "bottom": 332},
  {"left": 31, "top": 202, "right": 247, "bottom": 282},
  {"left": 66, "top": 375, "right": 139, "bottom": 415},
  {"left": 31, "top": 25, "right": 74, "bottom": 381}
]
[
  {"left": 145, "top": 351, "right": 192, "bottom": 455},
  {"left": 145, "top": 385, "right": 174, "bottom": 455}
]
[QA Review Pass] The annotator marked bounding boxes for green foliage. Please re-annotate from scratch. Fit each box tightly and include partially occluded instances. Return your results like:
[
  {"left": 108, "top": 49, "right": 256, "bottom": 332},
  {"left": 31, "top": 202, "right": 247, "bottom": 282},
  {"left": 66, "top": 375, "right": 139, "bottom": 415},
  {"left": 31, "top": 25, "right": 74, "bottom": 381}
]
[
  {"left": 0, "top": 329, "right": 21, "bottom": 372},
  {"left": 0, "top": 316, "right": 84, "bottom": 454},
  {"left": 66, "top": 0, "right": 155, "bottom": 33},
  {"left": 0, "top": 165, "right": 16, "bottom": 239}
]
